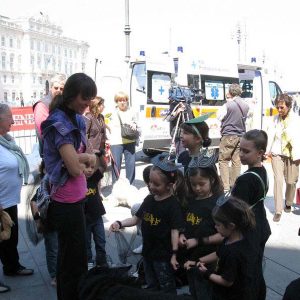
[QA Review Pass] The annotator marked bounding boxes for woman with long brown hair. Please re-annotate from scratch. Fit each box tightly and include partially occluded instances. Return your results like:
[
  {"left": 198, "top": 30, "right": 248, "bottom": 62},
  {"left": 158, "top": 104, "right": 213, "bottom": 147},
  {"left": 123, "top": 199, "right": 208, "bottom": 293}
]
[{"left": 84, "top": 96, "right": 109, "bottom": 152}]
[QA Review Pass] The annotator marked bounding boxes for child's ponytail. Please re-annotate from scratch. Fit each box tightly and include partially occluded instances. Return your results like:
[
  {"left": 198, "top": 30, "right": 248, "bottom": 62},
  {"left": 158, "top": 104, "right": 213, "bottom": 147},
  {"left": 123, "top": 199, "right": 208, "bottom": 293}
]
[{"left": 173, "top": 170, "right": 188, "bottom": 208}]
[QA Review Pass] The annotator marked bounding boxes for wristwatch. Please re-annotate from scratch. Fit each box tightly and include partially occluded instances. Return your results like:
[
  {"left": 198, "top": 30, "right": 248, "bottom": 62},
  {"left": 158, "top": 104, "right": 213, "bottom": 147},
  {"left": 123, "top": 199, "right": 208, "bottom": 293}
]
[{"left": 33, "top": 212, "right": 41, "bottom": 221}]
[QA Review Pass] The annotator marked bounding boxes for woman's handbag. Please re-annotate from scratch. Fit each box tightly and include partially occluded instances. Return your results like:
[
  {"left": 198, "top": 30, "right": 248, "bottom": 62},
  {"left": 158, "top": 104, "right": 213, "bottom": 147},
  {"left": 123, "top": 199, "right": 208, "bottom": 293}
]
[
  {"left": 117, "top": 113, "right": 139, "bottom": 140},
  {"left": 36, "top": 175, "right": 51, "bottom": 220}
]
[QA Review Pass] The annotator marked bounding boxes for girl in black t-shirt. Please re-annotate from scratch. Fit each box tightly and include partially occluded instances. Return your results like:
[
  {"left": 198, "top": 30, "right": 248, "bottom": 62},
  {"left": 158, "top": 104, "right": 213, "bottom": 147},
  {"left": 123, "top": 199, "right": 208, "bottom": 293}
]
[
  {"left": 196, "top": 196, "right": 258, "bottom": 300},
  {"left": 109, "top": 154, "right": 185, "bottom": 295},
  {"left": 231, "top": 129, "right": 271, "bottom": 300},
  {"left": 180, "top": 165, "right": 223, "bottom": 299}
]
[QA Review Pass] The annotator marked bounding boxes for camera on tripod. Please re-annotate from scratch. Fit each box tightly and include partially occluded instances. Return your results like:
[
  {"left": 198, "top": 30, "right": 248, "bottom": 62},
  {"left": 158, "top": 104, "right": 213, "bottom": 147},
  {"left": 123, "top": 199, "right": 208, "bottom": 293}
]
[{"left": 168, "top": 85, "right": 197, "bottom": 104}]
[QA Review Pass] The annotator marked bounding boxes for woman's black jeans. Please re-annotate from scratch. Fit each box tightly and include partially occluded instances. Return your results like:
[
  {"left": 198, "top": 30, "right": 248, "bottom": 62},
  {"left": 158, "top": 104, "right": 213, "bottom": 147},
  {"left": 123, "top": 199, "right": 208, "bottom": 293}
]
[{"left": 48, "top": 200, "right": 87, "bottom": 300}]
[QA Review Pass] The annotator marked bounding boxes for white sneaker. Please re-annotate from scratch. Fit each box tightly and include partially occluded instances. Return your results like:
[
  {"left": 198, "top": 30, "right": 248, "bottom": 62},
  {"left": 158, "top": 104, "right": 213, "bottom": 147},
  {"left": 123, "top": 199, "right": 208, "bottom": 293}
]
[
  {"left": 132, "top": 244, "right": 143, "bottom": 254},
  {"left": 88, "top": 262, "right": 94, "bottom": 270}
]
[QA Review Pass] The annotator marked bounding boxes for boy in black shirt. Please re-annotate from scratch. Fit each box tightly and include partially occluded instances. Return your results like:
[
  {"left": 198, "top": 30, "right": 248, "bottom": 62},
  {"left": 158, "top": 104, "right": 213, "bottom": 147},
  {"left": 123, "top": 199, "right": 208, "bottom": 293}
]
[{"left": 84, "top": 161, "right": 107, "bottom": 268}]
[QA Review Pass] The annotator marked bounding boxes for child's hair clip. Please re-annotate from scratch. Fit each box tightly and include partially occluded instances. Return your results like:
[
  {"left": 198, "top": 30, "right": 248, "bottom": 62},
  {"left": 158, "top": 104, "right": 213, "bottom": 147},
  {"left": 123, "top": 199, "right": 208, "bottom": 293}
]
[
  {"left": 151, "top": 153, "right": 178, "bottom": 172},
  {"left": 188, "top": 148, "right": 218, "bottom": 169}
]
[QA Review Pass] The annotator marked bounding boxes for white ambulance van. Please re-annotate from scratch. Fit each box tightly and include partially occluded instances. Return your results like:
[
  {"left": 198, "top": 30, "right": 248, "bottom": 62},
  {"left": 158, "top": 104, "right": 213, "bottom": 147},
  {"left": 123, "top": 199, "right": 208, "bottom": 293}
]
[{"left": 97, "top": 56, "right": 283, "bottom": 154}]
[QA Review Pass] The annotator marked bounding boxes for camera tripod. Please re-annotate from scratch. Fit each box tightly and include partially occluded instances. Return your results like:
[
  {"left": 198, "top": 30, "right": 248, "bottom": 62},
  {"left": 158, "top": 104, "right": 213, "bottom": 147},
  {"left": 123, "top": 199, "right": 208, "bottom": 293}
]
[{"left": 167, "top": 102, "right": 191, "bottom": 157}]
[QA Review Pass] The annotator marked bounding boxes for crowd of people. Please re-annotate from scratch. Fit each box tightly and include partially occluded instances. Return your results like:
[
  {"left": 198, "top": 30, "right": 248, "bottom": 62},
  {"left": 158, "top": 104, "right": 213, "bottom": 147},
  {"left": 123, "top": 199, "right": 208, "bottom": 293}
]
[{"left": 0, "top": 76, "right": 299, "bottom": 300}]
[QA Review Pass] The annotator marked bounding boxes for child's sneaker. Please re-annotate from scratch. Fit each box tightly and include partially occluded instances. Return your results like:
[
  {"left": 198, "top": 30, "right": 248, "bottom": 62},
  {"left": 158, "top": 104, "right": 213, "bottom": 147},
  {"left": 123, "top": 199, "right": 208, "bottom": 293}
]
[{"left": 88, "top": 261, "right": 94, "bottom": 270}]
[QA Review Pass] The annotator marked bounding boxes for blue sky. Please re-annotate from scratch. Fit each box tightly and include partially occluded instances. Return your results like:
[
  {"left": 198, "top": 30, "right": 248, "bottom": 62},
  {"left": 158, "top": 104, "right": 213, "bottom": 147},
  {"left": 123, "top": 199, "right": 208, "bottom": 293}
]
[{"left": 2, "top": 0, "right": 299, "bottom": 90}]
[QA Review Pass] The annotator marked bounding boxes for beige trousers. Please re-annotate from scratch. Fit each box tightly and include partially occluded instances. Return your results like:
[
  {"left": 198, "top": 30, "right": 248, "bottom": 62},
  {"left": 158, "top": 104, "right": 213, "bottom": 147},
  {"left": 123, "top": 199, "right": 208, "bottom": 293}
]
[
  {"left": 218, "top": 135, "right": 241, "bottom": 191},
  {"left": 271, "top": 155, "right": 299, "bottom": 213}
]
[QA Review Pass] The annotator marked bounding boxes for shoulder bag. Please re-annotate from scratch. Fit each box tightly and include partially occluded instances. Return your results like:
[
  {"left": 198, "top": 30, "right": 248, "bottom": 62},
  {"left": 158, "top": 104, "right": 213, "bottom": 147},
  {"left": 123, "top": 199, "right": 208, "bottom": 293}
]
[{"left": 117, "top": 112, "right": 139, "bottom": 140}]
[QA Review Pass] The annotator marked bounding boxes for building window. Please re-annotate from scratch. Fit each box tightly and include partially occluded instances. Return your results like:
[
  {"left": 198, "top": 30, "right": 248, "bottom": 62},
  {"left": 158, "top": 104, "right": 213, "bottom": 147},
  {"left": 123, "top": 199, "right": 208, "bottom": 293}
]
[
  {"left": 64, "top": 49, "right": 67, "bottom": 57},
  {"left": 30, "top": 55, "right": 34, "bottom": 66},
  {"left": 20, "top": 92, "right": 23, "bottom": 99},
  {"left": 33, "top": 76, "right": 36, "bottom": 84},
  {"left": 1, "top": 36, "right": 5, "bottom": 47},
  {"left": 3, "top": 75, "right": 7, "bottom": 83},
  {"left": 82, "top": 63, "right": 85, "bottom": 72},
  {"left": 30, "top": 39, "right": 34, "bottom": 50},
  {"left": 11, "top": 75, "right": 14, "bottom": 83},
  {"left": 4, "top": 92, "right": 7, "bottom": 101},
  {"left": 17, "top": 39, "right": 21, "bottom": 49},
  {"left": 70, "top": 63, "right": 73, "bottom": 74},
  {"left": 2, "top": 54, "right": 6, "bottom": 69},
  {"left": 33, "top": 91, "right": 37, "bottom": 99},
  {"left": 37, "top": 55, "right": 41, "bottom": 68},
  {"left": 40, "top": 91, "right": 43, "bottom": 98},
  {"left": 65, "top": 63, "right": 68, "bottom": 74},
  {"left": 12, "top": 92, "right": 15, "bottom": 100},
  {"left": 69, "top": 50, "right": 72, "bottom": 58},
  {"left": 10, "top": 54, "right": 14, "bottom": 70},
  {"left": 9, "top": 38, "right": 13, "bottom": 48},
  {"left": 39, "top": 77, "right": 42, "bottom": 84},
  {"left": 58, "top": 60, "right": 61, "bottom": 71}
]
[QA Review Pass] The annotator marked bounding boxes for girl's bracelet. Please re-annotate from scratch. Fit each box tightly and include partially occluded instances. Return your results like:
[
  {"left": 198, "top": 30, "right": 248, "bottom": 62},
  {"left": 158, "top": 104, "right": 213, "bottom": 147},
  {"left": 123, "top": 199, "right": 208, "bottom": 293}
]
[{"left": 116, "top": 220, "right": 123, "bottom": 229}]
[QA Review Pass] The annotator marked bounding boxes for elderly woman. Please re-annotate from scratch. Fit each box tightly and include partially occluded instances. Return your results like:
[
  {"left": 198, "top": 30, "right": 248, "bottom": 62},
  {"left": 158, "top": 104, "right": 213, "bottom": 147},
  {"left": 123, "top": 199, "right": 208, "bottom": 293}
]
[
  {"left": 84, "top": 96, "right": 109, "bottom": 152},
  {"left": 267, "top": 93, "right": 300, "bottom": 222},
  {"left": 41, "top": 73, "right": 100, "bottom": 300},
  {"left": 0, "top": 104, "right": 33, "bottom": 293},
  {"left": 110, "top": 91, "right": 138, "bottom": 184}
]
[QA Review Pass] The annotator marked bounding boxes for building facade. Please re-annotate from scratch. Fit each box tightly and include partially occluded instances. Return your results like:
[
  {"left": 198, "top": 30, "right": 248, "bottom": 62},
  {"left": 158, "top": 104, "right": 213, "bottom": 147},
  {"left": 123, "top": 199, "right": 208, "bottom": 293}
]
[{"left": 0, "top": 14, "right": 89, "bottom": 107}]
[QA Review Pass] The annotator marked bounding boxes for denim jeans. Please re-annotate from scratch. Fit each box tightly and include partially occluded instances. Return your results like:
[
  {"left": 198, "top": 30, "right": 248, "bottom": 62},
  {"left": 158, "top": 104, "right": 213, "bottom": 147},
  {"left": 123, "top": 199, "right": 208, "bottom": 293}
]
[
  {"left": 110, "top": 142, "right": 136, "bottom": 184},
  {"left": 86, "top": 217, "right": 106, "bottom": 265},
  {"left": 143, "top": 257, "right": 176, "bottom": 294},
  {"left": 44, "top": 230, "right": 58, "bottom": 278}
]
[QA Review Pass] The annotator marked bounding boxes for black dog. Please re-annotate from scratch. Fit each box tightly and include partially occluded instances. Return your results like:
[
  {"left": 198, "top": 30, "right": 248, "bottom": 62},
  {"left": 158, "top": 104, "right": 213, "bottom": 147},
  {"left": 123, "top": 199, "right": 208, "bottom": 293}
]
[{"left": 79, "top": 265, "right": 192, "bottom": 300}]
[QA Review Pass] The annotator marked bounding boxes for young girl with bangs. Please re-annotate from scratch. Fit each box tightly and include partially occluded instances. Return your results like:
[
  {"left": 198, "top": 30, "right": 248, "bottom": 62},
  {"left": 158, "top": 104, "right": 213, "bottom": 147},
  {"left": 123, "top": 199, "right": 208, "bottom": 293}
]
[
  {"left": 110, "top": 154, "right": 185, "bottom": 295},
  {"left": 178, "top": 164, "right": 223, "bottom": 299},
  {"left": 193, "top": 196, "right": 258, "bottom": 300}
]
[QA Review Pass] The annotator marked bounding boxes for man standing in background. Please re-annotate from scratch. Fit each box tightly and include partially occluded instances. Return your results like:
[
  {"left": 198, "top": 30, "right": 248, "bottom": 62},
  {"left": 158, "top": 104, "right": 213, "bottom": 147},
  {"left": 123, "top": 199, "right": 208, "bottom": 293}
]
[
  {"left": 217, "top": 83, "right": 249, "bottom": 192},
  {"left": 33, "top": 74, "right": 66, "bottom": 154}
]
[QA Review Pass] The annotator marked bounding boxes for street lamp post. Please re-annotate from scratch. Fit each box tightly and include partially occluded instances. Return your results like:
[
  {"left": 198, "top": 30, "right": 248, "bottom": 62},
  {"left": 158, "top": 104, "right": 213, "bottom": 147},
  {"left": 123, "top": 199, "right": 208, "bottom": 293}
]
[
  {"left": 236, "top": 23, "right": 241, "bottom": 62},
  {"left": 124, "top": 0, "right": 131, "bottom": 63},
  {"left": 94, "top": 58, "right": 98, "bottom": 81}
]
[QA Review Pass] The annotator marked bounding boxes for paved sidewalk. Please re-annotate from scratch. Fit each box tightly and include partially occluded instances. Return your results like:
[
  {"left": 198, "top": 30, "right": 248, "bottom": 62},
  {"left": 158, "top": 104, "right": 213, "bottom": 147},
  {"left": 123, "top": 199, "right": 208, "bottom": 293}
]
[{"left": 0, "top": 160, "right": 299, "bottom": 299}]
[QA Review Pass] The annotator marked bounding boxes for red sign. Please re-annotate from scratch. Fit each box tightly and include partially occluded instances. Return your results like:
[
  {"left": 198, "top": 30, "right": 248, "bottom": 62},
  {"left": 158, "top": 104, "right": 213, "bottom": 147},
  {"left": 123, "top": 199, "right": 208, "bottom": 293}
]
[{"left": 11, "top": 106, "right": 35, "bottom": 131}]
